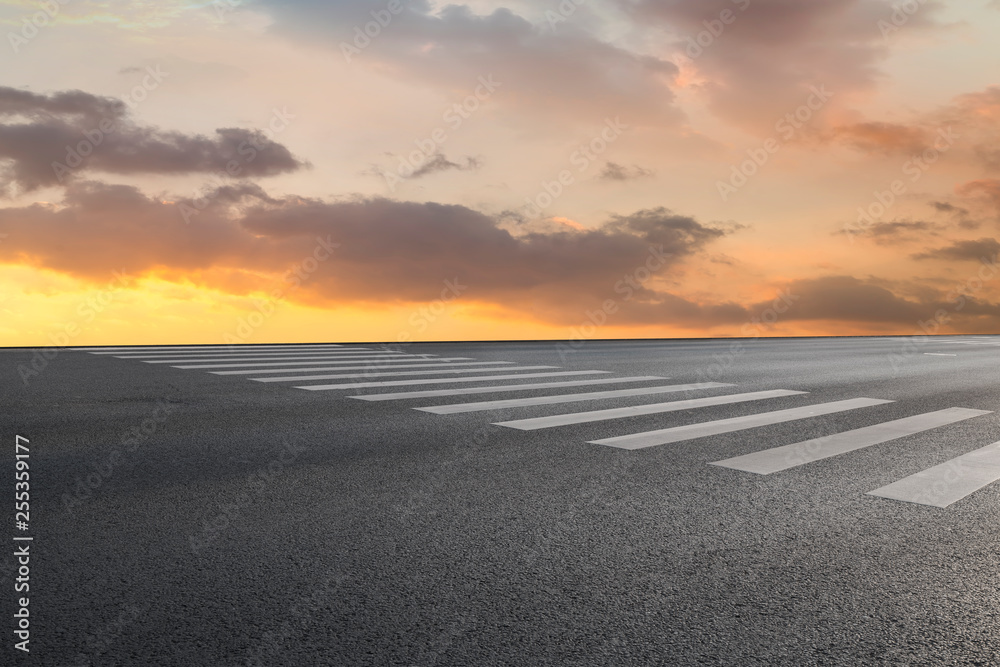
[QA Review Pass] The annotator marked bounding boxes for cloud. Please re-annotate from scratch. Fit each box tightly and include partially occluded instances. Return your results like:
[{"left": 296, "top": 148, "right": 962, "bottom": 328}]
[
  {"left": 258, "top": 1, "right": 682, "bottom": 125},
  {"left": 0, "top": 86, "right": 306, "bottom": 194},
  {"left": 827, "top": 121, "right": 931, "bottom": 154},
  {"left": 957, "top": 179, "right": 1000, "bottom": 211},
  {"left": 599, "top": 161, "right": 656, "bottom": 181},
  {"left": 7, "top": 175, "right": 1000, "bottom": 332},
  {"left": 619, "top": 0, "right": 947, "bottom": 133},
  {"left": 931, "top": 201, "right": 968, "bottom": 216},
  {"left": 410, "top": 153, "right": 481, "bottom": 179},
  {"left": 852, "top": 219, "right": 940, "bottom": 244},
  {"left": 825, "top": 85, "right": 1000, "bottom": 169},
  {"left": 913, "top": 238, "right": 1000, "bottom": 262},
  {"left": 0, "top": 181, "right": 728, "bottom": 310},
  {"left": 747, "top": 275, "right": 1000, "bottom": 326}
]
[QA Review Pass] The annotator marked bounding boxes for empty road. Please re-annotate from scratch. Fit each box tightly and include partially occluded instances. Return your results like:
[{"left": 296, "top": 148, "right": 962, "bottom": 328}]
[{"left": 3, "top": 336, "right": 999, "bottom": 665}]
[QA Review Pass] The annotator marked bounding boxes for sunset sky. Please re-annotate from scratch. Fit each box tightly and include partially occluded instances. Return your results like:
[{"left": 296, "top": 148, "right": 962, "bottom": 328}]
[{"left": 3, "top": 0, "right": 1000, "bottom": 345}]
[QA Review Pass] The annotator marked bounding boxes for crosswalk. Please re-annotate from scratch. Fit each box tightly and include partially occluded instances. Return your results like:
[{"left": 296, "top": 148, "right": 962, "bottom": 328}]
[{"left": 70, "top": 342, "right": 1000, "bottom": 509}]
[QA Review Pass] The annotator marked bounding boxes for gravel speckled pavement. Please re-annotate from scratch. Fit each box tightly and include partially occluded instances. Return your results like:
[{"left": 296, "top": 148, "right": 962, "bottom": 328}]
[{"left": 3, "top": 336, "right": 999, "bottom": 666}]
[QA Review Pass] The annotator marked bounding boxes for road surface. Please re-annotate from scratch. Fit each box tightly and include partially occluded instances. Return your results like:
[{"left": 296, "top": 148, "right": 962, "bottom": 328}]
[{"left": 3, "top": 336, "right": 999, "bottom": 665}]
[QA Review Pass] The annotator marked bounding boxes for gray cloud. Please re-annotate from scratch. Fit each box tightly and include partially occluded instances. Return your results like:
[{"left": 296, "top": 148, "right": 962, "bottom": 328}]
[
  {"left": 0, "top": 182, "right": 727, "bottom": 310},
  {"left": 913, "top": 238, "right": 1000, "bottom": 262},
  {"left": 0, "top": 86, "right": 306, "bottom": 194},
  {"left": 258, "top": 0, "right": 682, "bottom": 125},
  {"left": 848, "top": 219, "right": 940, "bottom": 245},
  {"left": 410, "top": 153, "right": 481, "bottom": 179},
  {"left": 6, "top": 178, "right": 1000, "bottom": 332},
  {"left": 599, "top": 161, "right": 656, "bottom": 181},
  {"left": 619, "top": 0, "right": 946, "bottom": 133}
]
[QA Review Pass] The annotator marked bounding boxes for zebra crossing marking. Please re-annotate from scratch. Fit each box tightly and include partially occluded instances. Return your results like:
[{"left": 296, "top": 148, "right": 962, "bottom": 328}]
[
  {"left": 350, "top": 376, "right": 668, "bottom": 401},
  {"left": 711, "top": 408, "right": 991, "bottom": 474},
  {"left": 252, "top": 365, "right": 560, "bottom": 383},
  {"left": 212, "top": 359, "right": 496, "bottom": 375},
  {"left": 493, "top": 389, "right": 805, "bottom": 431},
  {"left": 114, "top": 350, "right": 389, "bottom": 359},
  {"left": 76, "top": 344, "right": 351, "bottom": 353},
  {"left": 73, "top": 345, "right": 1000, "bottom": 509},
  {"left": 173, "top": 356, "right": 427, "bottom": 369},
  {"left": 296, "top": 371, "right": 612, "bottom": 391},
  {"left": 141, "top": 353, "right": 409, "bottom": 364},
  {"left": 867, "top": 440, "right": 1000, "bottom": 507},
  {"left": 415, "top": 382, "right": 734, "bottom": 414},
  {"left": 589, "top": 398, "right": 892, "bottom": 450}
]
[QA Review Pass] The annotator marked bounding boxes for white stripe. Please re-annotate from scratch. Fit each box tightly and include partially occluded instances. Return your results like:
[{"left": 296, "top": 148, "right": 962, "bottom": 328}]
[
  {"left": 254, "top": 366, "right": 559, "bottom": 382},
  {"left": 495, "top": 389, "right": 806, "bottom": 431},
  {"left": 298, "top": 371, "right": 611, "bottom": 391},
  {"left": 350, "top": 376, "right": 668, "bottom": 401},
  {"left": 212, "top": 359, "right": 487, "bottom": 375},
  {"left": 138, "top": 353, "right": 408, "bottom": 364},
  {"left": 711, "top": 408, "right": 990, "bottom": 475},
  {"left": 937, "top": 341, "right": 1000, "bottom": 345},
  {"left": 417, "top": 382, "right": 735, "bottom": 415},
  {"left": 112, "top": 350, "right": 381, "bottom": 358},
  {"left": 75, "top": 344, "right": 349, "bottom": 352},
  {"left": 923, "top": 353, "right": 956, "bottom": 357},
  {"left": 123, "top": 353, "right": 408, "bottom": 362},
  {"left": 172, "top": 356, "right": 443, "bottom": 369},
  {"left": 589, "top": 398, "right": 893, "bottom": 450},
  {"left": 868, "top": 440, "right": 1000, "bottom": 508}
]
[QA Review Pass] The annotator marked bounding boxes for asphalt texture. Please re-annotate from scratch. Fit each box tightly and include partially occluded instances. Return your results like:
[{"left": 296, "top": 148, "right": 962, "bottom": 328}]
[{"left": 2, "top": 336, "right": 999, "bottom": 666}]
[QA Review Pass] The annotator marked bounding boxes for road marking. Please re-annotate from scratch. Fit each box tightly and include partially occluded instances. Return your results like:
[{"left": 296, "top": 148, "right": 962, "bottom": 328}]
[
  {"left": 76, "top": 344, "right": 350, "bottom": 352},
  {"left": 350, "top": 376, "right": 668, "bottom": 401},
  {"left": 923, "top": 353, "right": 957, "bottom": 357},
  {"left": 211, "top": 359, "right": 491, "bottom": 375},
  {"left": 298, "top": 371, "right": 611, "bottom": 391},
  {"left": 113, "top": 350, "right": 384, "bottom": 359},
  {"left": 253, "top": 365, "right": 560, "bottom": 382},
  {"left": 711, "top": 408, "right": 991, "bottom": 474},
  {"left": 169, "top": 356, "right": 422, "bottom": 369},
  {"left": 867, "top": 440, "right": 1000, "bottom": 508},
  {"left": 495, "top": 389, "right": 806, "bottom": 431},
  {"left": 138, "top": 353, "right": 409, "bottom": 364},
  {"left": 937, "top": 341, "right": 1000, "bottom": 345},
  {"left": 201, "top": 357, "right": 464, "bottom": 370},
  {"left": 588, "top": 398, "right": 893, "bottom": 451},
  {"left": 417, "top": 382, "right": 735, "bottom": 415}
]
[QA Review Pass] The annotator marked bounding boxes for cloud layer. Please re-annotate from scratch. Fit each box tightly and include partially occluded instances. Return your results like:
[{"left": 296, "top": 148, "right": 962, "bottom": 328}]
[{"left": 0, "top": 86, "right": 306, "bottom": 194}]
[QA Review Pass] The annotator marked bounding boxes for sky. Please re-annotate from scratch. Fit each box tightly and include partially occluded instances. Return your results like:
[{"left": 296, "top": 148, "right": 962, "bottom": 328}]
[{"left": 2, "top": 0, "right": 1000, "bottom": 345}]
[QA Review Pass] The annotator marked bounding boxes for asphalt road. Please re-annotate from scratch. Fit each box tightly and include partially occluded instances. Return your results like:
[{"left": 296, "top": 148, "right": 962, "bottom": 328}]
[{"left": 2, "top": 336, "right": 999, "bottom": 666}]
